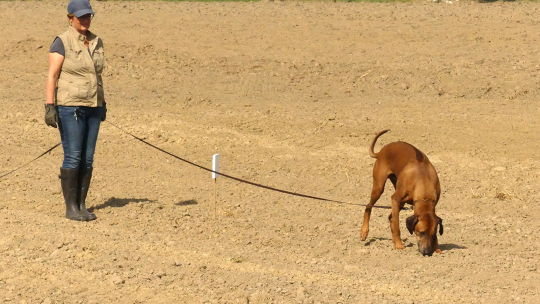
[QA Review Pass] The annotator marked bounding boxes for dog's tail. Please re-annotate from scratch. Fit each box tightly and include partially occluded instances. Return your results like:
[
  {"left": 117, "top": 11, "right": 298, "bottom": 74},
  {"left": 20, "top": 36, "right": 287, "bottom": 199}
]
[{"left": 369, "top": 130, "right": 389, "bottom": 158}]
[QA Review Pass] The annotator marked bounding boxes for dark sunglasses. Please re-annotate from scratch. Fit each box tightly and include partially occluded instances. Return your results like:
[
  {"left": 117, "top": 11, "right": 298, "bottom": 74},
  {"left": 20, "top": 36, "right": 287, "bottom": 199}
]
[{"left": 77, "top": 14, "right": 94, "bottom": 21}]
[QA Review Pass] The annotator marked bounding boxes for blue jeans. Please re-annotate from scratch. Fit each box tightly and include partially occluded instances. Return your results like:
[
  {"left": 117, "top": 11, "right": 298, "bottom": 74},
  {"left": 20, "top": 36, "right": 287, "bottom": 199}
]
[{"left": 57, "top": 106, "right": 102, "bottom": 169}]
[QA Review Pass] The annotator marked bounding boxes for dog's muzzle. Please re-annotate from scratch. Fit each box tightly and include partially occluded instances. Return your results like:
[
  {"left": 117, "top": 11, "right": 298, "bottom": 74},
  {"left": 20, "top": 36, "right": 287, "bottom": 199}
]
[{"left": 419, "top": 246, "right": 434, "bottom": 257}]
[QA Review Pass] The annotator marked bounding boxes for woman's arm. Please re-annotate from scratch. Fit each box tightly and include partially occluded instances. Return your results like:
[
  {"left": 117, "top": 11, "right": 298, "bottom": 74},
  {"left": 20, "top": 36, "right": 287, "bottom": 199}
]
[{"left": 45, "top": 52, "right": 65, "bottom": 105}]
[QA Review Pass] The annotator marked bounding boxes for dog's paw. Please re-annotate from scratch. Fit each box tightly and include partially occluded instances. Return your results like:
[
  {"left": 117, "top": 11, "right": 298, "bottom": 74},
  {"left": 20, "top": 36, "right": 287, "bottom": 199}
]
[
  {"left": 360, "top": 228, "right": 369, "bottom": 241},
  {"left": 394, "top": 243, "right": 405, "bottom": 250},
  {"left": 435, "top": 249, "right": 442, "bottom": 254}
]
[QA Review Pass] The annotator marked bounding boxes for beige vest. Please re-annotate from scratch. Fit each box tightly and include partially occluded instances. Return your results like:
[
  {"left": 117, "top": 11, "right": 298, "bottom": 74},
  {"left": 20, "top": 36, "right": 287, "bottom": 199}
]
[{"left": 55, "top": 27, "right": 105, "bottom": 107}]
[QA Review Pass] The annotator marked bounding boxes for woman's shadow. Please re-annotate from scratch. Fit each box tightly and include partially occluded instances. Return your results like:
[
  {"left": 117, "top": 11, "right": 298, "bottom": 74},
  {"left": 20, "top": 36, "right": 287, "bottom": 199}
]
[
  {"left": 88, "top": 197, "right": 198, "bottom": 212},
  {"left": 89, "top": 197, "right": 156, "bottom": 211}
]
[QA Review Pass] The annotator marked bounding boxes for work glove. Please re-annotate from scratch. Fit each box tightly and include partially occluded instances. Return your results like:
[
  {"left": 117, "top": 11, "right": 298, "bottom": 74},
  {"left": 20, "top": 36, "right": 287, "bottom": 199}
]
[
  {"left": 101, "top": 101, "right": 107, "bottom": 122},
  {"left": 44, "top": 104, "right": 58, "bottom": 128}
]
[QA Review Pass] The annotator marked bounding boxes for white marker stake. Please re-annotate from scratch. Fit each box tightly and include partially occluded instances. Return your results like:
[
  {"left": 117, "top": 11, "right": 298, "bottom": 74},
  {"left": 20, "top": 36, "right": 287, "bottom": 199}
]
[
  {"left": 212, "top": 154, "right": 220, "bottom": 219},
  {"left": 212, "top": 154, "right": 220, "bottom": 179}
]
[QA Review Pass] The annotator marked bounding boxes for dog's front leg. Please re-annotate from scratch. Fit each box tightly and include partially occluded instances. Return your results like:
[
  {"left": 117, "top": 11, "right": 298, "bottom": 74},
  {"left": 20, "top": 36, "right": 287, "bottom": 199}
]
[{"left": 389, "top": 194, "right": 405, "bottom": 250}]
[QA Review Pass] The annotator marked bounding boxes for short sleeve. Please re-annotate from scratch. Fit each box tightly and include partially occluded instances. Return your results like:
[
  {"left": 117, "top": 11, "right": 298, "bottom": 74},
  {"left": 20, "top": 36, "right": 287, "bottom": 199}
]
[{"left": 49, "top": 37, "right": 65, "bottom": 56}]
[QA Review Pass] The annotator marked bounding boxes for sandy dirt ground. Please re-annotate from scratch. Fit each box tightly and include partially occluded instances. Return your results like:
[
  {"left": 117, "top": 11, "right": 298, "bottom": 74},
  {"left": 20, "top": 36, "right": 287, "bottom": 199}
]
[{"left": 1, "top": 0, "right": 540, "bottom": 303}]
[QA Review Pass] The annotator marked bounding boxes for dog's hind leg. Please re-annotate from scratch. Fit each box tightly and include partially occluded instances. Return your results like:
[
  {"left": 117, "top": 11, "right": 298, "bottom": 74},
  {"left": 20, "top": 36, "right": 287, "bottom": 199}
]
[{"left": 361, "top": 162, "right": 388, "bottom": 241}]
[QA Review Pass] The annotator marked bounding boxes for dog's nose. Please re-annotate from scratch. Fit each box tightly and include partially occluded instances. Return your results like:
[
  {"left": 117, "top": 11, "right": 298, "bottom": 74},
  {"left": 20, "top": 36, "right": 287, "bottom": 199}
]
[{"left": 419, "top": 247, "right": 434, "bottom": 257}]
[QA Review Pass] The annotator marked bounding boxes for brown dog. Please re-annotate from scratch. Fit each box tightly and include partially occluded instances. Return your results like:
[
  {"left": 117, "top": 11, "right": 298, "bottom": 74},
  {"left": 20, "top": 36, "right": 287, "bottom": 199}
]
[{"left": 360, "top": 130, "right": 443, "bottom": 256}]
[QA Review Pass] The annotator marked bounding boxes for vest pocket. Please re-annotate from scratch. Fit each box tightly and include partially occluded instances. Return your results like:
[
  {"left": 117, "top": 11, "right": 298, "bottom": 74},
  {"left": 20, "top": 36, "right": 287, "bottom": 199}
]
[
  {"left": 93, "top": 49, "right": 105, "bottom": 72},
  {"left": 68, "top": 82, "right": 90, "bottom": 99},
  {"left": 67, "top": 49, "right": 83, "bottom": 61}
]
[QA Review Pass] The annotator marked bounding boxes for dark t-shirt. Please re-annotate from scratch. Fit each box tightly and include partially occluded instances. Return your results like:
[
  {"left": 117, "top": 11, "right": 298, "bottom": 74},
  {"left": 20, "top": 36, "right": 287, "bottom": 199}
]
[
  {"left": 49, "top": 37, "right": 97, "bottom": 58},
  {"left": 49, "top": 37, "right": 65, "bottom": 56}
]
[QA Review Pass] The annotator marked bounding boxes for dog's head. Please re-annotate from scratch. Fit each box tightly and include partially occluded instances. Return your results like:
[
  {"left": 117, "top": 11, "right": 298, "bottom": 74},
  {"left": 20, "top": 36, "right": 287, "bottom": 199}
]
[{"left": 406, "top": 214, "right": 443, "bottom": 256}]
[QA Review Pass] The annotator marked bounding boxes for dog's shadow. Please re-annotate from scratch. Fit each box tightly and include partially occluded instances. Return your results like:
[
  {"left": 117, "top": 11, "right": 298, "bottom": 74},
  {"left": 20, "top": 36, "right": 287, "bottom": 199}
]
[
  {"left": 89, "top": 197, "right": 156, "bottom": 211},
  {"left": 439, "top": 243, "right": 467, "bottom": 251},
  {"left": 363, "top": 238, "right": 467, "bottom": 251},
  {"left": 364, "top": 237, "right": 392, "bottom": 246}
]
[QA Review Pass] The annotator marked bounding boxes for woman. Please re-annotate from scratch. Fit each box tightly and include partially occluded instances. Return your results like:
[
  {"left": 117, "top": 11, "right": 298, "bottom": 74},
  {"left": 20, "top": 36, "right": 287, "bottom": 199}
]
[{"left": 45, "top": 0, "right": 106, "bottom": 221}]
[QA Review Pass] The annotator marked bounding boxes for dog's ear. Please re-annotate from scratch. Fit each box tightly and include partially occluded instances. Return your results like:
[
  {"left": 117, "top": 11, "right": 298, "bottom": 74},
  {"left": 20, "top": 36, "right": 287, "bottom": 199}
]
[
  {"left": 437, "top": 217, "right": 443, "bottom": 235},
  {"left": 406, "top": 215, "right": 418, "bottom": 235}
]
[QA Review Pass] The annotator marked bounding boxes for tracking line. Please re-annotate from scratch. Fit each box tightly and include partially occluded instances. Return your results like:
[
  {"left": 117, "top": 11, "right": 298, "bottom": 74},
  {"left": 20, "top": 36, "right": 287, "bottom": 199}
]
[
  {"left": 105, "top": 121, "right": 390, "bottom": 209},
  {"left": 0, "top": 143, "right": 61, "bottom": 179}
]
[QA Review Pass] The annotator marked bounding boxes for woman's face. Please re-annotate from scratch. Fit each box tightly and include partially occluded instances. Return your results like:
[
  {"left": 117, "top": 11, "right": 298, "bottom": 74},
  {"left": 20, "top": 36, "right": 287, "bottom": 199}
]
[{"left": 71, "top": 14, "right": 93, "bottom": 33}]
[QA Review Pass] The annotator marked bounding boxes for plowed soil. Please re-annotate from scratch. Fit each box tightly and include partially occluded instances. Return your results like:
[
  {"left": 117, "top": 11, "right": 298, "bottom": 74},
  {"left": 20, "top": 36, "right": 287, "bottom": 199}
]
[{"left": 1, "top": 1, "right": 539, "bottom": 303}]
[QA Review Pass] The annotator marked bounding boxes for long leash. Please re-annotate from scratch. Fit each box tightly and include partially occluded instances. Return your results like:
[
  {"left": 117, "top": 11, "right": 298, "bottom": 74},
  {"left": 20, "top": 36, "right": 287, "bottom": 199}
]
[
  {"left": 0, "top": 123, "right": 390, "bottom": 209},
  {"left": 105, "top": 121, "right": 391, "bottom": 209},
  {"left": 0, "top": 143, "right": 61, "bottom": 179}
]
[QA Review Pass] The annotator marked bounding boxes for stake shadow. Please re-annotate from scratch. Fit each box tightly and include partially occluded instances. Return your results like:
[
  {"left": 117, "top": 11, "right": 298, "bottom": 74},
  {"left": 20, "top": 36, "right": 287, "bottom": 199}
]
[
  {"left": 175, "top": 199, "right": 198, "bottom": 207},
  {"left": 89, "top": 197, "right": 156, "bottom": 211}
]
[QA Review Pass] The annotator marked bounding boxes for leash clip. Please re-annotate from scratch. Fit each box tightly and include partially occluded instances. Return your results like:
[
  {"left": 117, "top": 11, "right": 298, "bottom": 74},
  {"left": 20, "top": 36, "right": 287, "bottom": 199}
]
[{"left": 74, "top": 107, "right": 81, "bottom": 121}]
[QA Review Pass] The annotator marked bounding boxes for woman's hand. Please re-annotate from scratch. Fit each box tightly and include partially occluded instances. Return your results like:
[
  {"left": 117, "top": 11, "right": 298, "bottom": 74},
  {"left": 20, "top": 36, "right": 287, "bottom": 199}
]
[
  {"left": 45, "top": 104, "right": 58, "bottom": 128},
  {"left": 101, "top": 101, "right": 107, "bottom": 121}
]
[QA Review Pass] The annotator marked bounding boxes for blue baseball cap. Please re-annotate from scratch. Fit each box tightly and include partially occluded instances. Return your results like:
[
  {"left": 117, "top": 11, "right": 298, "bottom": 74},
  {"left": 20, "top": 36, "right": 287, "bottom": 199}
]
[{"left": 67, "top": 0, "right": 95, "bottom": 18}]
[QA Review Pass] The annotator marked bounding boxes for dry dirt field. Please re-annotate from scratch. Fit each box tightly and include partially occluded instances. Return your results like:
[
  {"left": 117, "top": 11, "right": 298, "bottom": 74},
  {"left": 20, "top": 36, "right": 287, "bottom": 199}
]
[{"left": 1, "top": 0, "right": 540, "bottom": 303}]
